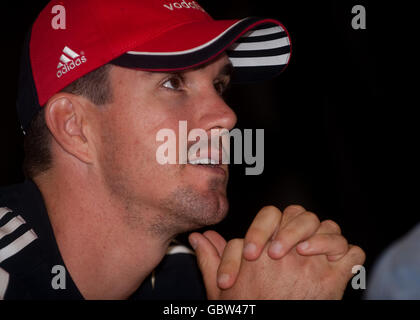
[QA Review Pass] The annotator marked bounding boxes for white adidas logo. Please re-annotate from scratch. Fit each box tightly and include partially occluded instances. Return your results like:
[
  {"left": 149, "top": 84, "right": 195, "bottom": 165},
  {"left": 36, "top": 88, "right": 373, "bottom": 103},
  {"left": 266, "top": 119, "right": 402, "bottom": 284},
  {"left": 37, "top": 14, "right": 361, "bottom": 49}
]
[{"left": 56, "top": 46, "right": 87, "bottom": 78}]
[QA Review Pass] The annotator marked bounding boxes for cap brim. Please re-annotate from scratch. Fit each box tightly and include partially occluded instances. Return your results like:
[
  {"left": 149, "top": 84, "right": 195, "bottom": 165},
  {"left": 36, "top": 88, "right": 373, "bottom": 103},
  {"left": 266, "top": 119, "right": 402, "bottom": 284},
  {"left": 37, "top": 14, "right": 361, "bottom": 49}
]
[{"left": 111, "top": 17, "right": 291, "bottom": 83}]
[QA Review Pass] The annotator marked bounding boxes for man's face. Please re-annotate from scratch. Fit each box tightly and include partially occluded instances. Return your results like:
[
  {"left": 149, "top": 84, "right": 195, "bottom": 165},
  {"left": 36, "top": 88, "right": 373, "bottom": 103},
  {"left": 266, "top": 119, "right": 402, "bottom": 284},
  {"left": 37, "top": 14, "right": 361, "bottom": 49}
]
[{"left": 93, "top": 54, "right": 237, "bottom": 235}]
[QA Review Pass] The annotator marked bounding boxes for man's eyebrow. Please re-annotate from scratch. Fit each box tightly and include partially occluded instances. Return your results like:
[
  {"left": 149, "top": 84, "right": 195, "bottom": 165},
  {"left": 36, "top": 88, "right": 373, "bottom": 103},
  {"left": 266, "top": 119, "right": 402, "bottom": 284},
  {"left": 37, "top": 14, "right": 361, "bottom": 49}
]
[
  {"left": 186, "top": 59, "right": 234, "bottom": 77},
  {"left": 219, "top": 62, "right": 234, "bottom": 78}
]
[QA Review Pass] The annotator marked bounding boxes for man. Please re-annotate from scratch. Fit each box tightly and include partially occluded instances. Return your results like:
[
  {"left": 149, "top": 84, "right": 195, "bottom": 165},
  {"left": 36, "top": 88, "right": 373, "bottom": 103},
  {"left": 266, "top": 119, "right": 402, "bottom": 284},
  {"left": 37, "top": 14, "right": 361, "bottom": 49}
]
[{"left": 0, "top": 0, "right": 364, "bottom": 299}]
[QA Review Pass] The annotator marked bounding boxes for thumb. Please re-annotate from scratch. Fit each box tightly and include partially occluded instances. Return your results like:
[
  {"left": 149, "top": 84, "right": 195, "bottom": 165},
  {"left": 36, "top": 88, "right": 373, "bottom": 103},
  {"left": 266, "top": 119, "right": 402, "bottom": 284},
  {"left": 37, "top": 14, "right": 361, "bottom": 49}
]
[{"left": 189, "top": 232, "right": 221, "bottom": 299}]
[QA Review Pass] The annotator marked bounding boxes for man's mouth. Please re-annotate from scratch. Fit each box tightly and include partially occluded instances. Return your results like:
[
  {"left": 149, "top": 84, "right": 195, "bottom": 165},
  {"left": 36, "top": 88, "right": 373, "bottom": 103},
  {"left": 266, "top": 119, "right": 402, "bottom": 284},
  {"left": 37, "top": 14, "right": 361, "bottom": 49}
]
[
  {"left": 187, "top": 157, "right": 227, "bottom": 176},
  {"left": 188, "top": 158, "right": 217, "bottom": 165}
]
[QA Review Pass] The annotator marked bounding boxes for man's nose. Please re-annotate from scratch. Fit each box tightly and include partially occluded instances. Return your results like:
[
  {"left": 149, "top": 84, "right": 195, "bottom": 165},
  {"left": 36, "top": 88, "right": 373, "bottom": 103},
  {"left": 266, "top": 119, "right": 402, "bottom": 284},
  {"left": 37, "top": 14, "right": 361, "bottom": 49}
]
[{"left": 196, "top": 90, "right": 237, "bottom": 132}]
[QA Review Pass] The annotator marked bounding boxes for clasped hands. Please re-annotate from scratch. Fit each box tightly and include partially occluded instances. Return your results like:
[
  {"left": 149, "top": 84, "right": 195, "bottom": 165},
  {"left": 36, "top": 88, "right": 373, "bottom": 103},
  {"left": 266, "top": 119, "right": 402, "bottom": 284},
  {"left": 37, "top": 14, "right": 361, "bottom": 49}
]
[{"left": 189, "top": 205, "right": 365, "bottom": 299}]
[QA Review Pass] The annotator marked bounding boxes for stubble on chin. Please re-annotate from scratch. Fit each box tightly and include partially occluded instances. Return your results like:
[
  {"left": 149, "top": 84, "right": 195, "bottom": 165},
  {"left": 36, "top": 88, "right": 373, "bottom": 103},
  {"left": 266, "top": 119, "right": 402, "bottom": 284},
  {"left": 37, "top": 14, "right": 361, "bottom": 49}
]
[
  {"left": 99, "top": 136, "right": 229, "bottom": 237},
  {"left": 152, "top": 181, "right": 229, "bottom": 236}
]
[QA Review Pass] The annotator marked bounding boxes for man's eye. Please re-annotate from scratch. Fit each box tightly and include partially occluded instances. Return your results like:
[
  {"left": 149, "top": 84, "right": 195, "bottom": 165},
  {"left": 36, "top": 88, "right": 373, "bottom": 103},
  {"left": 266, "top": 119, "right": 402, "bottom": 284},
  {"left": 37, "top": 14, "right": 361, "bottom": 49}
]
[
  {"left": 214, "top": 81, "right": 228, "bottom": 96},
  {"left": 162, "top": 76, "right": 183, "bottom": 91}
]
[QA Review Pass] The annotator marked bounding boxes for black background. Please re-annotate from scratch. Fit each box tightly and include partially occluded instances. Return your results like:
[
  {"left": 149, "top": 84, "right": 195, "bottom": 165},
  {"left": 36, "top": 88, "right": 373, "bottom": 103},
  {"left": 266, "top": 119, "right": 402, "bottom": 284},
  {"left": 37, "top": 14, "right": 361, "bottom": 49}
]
[{"left": 0, "top": 0, "right": 416, "bottom": 300}]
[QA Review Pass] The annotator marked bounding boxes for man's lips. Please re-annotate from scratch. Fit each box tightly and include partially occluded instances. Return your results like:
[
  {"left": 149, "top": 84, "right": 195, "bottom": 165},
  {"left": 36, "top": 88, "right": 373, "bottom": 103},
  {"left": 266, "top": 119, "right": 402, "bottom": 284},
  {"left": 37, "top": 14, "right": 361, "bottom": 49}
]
[
  {"left": 187, "top": 162, "right": 228, "bottom": 177},
  {"left": 188, "top": 158, "right": 218, "bottom": 165},
  {"left": 186, "top": 136, "right": 229, "bottom": 165}
]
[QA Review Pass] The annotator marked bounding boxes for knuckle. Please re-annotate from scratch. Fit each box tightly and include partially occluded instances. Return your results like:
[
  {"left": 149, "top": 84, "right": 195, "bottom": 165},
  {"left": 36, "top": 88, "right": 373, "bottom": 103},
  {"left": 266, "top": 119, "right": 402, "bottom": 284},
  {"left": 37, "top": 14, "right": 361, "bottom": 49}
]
[
  {"left": 327, "top": 233, "right": 347, "bottom": 245},
  {"left": 275, "top": 228, "right": 295, "bottom": 245},
  {"left": 197, "top": 254, "right": 211, "bottom": 270},
  {"left": 338, "top": 235, "right": 349, "bottom": 249},
  {"left": 246, "top": 226, "right": 269, "bottom": 243},
  {"left": 321, "top": 219, "right": 341, "bottom": 234},
  {"left": 322, "top": 234, "right": 348, "bottom": 255},
  {"left": 278, "top": 212, "right": 321, "bottom": 244},
  {"left": 283, "top": 204, "right": 306, "bottom": 216},
  {"left": 351, "top": 245, "right": 366, "bottom": 264},
  {"left": 303, "top": 211, "right": 321, "bottom": 227},
  {"left": 332, "top": 236, "right": 349, "bottom": 255}
]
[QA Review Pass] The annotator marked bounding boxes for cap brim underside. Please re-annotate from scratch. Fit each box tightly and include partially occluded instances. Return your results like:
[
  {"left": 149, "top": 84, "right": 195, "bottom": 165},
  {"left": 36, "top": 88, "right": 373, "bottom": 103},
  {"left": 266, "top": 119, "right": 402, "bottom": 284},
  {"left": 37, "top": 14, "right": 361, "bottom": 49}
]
[{"left": 111, "top": 17, "right": 291, "bottom": 83}]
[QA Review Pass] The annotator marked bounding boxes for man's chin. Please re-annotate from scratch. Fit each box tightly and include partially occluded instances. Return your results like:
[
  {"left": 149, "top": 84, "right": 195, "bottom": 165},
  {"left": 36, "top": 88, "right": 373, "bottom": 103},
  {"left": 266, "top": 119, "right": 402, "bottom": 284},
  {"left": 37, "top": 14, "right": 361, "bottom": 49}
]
[
  {"left": 158, "top": 186, "right": 229, "bottom": 233},
  {"left": 203, "top": 192, "right": 229, "bottom": 226},
  {"left": 182, "top": 190, "right": 229, "bottom": 229}
]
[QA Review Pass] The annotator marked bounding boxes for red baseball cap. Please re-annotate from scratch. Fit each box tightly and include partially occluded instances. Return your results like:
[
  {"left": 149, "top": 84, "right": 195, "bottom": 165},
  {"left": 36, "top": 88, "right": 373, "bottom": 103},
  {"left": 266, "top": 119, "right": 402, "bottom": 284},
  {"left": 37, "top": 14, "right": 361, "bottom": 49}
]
[{"left": 17, "top": 0, "right": 291, "bottom": 131}]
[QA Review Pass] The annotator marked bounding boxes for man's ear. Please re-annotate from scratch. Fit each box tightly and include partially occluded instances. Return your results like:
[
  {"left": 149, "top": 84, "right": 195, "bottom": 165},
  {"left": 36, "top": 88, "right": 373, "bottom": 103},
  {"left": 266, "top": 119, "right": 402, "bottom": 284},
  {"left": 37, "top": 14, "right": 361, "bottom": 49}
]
[{"left": 44, "top": 93, "right": 93, "bottom": 164}]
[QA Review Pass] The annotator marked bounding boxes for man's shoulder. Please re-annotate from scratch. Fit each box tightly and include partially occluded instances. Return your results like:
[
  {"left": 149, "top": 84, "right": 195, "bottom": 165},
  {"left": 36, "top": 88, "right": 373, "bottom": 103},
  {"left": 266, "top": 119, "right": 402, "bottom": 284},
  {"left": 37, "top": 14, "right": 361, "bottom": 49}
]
[
  {"left": 0, "top": 182, "right": 206, "bottom": 300},
  {"left": 0, "top": 181, "right": 42, "bottom": 273},
  {"left": 0, "top": 204, "right": 42, "bottom": 299},
  {"left": 0, "top": 181, "right": 82, "bottom": 300},
  {"left": 0, "top": 205, "right": 41, "bottom": 267}
]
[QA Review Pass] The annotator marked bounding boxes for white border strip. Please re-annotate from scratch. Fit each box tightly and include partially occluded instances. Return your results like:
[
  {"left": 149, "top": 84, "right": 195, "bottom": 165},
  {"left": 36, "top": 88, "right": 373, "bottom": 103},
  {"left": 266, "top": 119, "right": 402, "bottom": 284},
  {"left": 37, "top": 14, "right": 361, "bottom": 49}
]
[
  {"left": 230, "top": 54, "right": 289, "bottom": 67},
  {"left": 232, "top": 37, "right": 290, "bottom": 51},
  {"left": 243, "top": 26, "right": 284, "bottom": 38},
  {"left": 127, "top": 19, "right": 247, "bottom": 56}
]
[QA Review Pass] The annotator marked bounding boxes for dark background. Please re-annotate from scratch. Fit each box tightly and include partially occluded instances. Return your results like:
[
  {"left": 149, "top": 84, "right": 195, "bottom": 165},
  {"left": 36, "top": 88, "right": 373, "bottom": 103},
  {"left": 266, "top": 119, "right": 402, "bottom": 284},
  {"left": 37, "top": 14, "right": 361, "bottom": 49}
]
[{"left": 0, "top": 0, "right": 416, "bottom": 300}]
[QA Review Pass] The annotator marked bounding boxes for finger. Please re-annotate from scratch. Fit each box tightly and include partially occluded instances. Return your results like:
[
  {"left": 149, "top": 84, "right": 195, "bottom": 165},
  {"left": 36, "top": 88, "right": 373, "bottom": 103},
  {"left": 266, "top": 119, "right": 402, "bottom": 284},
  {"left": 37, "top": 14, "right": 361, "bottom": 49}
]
[
  {"left": 243, "top": 206, "right": 282, "bottom": 261},
  {"left": 217, "top": 238, "right": 244, "bottom": 290},
  {"left": 280, "top": 205, "right": 307, "bottom": 225},
  {"left": 316, "top": 219, "right": 342, "bottom": 235},
  {"left": 203, "top": 230, "right": 227, "bottom": 258},
  {"left": 334, "top": 244, "right": 366, "bottom": 282},
  {"left": 296, "top": 233, "right": 349, "bottom": 261},
  {"left": 188, "top": 232, "right": 221, "bottom": 299},
  {"left": 269, "top": 211, "right": 320, "bottom": 259}
]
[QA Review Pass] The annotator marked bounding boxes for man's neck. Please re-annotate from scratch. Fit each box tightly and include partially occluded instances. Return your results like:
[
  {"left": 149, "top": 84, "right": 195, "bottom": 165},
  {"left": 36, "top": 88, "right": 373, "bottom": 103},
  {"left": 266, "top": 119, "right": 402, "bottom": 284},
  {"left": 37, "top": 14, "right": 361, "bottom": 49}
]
[{"left": 34, "top": 170, "right": 174, "bottom": 299}]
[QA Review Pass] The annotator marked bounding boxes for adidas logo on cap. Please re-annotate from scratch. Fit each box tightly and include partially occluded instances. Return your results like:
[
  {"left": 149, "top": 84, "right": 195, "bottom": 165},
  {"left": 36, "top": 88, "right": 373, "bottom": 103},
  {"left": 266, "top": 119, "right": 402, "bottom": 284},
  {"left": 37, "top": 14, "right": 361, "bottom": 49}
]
[{"left": 56, "top": 46, "right": 87, "bottom": 78}]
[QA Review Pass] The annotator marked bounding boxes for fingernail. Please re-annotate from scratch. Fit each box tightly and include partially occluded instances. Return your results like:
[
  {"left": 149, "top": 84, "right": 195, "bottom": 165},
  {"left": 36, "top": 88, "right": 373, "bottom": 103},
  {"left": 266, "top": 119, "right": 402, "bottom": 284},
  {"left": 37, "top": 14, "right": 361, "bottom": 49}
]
[
  {"left": 244, "top": 242, "right": 257, "bottom": 256},
  {"left": 269, "top": 241, "right": 283, "bottom": 256},
  {"left": 217, "top": 273, "right": 230, "bottom": 286},
  {"left": 298, "top": 241, "right": 309, "bottom": 251},
  {"left": 189, "top": 235, "right": 198, "bottom": 250}
]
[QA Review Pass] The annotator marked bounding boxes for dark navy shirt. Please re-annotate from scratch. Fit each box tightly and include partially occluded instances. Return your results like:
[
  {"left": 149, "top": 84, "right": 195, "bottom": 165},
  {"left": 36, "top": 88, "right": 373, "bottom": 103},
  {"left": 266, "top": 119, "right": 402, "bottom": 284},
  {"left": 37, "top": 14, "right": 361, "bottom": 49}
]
[{"left": 0, "top": 180, "right": 206, "bottom": 300}]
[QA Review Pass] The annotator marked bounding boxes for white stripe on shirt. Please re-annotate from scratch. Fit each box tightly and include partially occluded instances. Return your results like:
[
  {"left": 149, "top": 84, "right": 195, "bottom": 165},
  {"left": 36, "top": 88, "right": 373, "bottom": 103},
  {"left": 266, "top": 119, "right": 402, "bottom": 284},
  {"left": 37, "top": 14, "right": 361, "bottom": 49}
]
[
  {"left": 0, "top": 230, "right": 38, "bottom": 264},
  {"left": 0, "top": 267, "right": 9, "bottom": 300}
]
